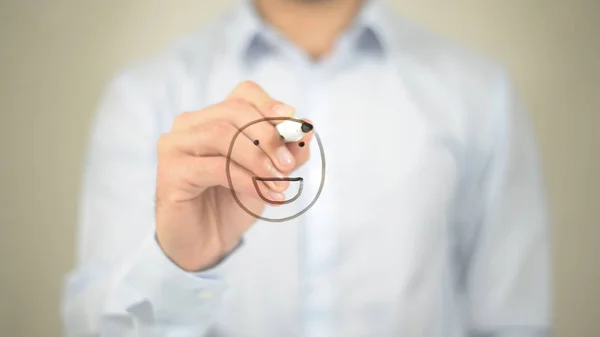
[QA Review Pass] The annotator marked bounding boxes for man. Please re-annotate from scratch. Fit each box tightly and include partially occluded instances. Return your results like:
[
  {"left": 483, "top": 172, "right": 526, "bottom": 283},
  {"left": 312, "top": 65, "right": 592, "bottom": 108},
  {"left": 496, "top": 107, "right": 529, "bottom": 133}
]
[{"left": 61, "top": 0, "right": 551, "bottom": 336}]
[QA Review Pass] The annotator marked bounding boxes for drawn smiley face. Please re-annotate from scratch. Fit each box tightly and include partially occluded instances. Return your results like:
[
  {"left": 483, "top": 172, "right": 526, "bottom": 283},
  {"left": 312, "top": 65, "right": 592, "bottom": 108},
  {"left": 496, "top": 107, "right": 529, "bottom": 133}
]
[{"left": 226, "top": 117, "right": 326, "bottom": 222}]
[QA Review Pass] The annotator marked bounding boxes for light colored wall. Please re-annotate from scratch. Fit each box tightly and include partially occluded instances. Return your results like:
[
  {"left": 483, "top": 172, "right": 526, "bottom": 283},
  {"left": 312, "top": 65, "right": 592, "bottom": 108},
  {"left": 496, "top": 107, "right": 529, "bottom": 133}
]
[{"left": 0, "top": 1, "right": 598, "bottom": 336}]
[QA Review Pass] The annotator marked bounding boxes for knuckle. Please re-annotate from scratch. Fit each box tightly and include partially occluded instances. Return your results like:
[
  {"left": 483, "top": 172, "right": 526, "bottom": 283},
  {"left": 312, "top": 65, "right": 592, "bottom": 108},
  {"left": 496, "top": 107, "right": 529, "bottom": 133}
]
[
  {"left": 236, "top": 80, "right": 260, "bottom": 92},
  {"left": 157, "top": 134, "right": 172, "bottom": 156},
  {"left": 223, "top": 98, "right": 251, "bottom": 112},
  {"left": 207, "top": 120, "right": 231, "bottom": 139},
  {"left": 184, "top": 130, "right": 205, "bottom": 157},
  {"left": 157, "top": 161, "right": 178, "bottom": 189},
  {"left": 173, "top": 111, "right": 192, "bottom": 129}
]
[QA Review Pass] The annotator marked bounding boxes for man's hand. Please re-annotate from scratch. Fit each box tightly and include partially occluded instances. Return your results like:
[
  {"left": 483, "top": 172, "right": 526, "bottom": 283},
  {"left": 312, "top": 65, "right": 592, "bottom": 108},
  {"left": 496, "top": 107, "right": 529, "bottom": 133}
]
[{"left": 155, "top": 81, "right": 313, "bottom": 271}]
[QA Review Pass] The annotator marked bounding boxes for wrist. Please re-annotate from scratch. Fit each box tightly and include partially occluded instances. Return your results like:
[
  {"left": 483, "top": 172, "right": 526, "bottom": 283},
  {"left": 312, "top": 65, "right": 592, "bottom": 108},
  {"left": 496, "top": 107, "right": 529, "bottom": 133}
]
[{"left": 155, "top": 229, "right": 225, "bottom": 272}]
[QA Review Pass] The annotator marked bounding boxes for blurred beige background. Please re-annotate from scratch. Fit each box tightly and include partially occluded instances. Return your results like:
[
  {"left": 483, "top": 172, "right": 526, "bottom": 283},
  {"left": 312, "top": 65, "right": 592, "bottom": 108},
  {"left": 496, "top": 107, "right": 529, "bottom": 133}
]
[{"left": 0, "top": 0, "right": 598, "bottom": 336}]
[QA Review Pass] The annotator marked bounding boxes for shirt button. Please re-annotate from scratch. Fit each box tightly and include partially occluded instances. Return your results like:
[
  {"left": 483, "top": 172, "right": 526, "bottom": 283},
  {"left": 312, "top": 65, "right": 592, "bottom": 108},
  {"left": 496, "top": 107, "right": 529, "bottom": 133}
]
[{"left": 196, "top": 290, "right": 213, "bottom": 300}]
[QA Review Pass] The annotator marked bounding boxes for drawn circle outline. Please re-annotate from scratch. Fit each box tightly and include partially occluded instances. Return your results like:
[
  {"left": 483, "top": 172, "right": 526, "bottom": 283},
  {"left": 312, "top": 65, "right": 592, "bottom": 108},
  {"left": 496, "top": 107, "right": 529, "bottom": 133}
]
[{"left": 225, "top": 117, "right": 326, "bottom": 222}]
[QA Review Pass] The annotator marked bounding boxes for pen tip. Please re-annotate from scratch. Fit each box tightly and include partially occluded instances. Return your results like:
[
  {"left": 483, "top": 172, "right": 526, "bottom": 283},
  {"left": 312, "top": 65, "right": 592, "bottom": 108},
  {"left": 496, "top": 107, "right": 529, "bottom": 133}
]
[{"left": 301, "top": 122, "right": 313, "bottom": 133}]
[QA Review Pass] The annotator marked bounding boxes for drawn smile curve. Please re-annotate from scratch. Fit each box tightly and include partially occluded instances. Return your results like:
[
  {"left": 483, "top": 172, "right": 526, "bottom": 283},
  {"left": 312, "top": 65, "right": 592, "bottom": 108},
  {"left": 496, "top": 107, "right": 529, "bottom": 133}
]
[{"left": 252, "top": 177, "right": 304, "bottom": 205}]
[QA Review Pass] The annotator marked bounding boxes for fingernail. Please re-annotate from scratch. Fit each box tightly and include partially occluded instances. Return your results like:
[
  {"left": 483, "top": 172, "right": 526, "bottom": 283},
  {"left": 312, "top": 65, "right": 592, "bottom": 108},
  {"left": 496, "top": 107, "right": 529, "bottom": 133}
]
[
  {"left": 272, "top": 103, "right": 295, "bottom": 116},
  {"left": 267, "top": 181, "right": 281, "bottom": 191},
  {"left": 268, "top": 190, "right": 286, "bottom": 202},
  {"left": 268, "top": 166, "right": 288, "bottom": 189},
  {"left": 276, "top": 146, "right": 294, "bottom": 167}
]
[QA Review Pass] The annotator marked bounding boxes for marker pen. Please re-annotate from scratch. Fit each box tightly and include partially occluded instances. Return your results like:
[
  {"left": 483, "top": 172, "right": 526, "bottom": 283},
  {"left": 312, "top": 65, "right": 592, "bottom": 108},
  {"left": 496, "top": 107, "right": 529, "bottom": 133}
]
[{"left": 276, "top": 120, "right": 313, "bottom": 143}]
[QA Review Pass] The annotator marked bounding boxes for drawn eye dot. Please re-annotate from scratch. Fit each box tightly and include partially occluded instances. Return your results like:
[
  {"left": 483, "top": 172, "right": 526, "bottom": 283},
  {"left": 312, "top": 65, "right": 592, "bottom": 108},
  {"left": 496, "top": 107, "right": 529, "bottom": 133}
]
[
  {"left": 298, "top": 141, "right": 305, "bottom": 147},
  {"left": 253, "top": 140, "right": 260, "bottom": 146}
]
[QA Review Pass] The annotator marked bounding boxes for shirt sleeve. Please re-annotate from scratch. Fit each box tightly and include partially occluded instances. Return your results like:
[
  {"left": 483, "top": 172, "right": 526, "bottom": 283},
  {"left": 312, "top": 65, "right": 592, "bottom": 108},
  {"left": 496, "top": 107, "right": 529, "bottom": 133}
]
[
  {"left": 456, "top": 71, "right": 552, "bottom": 337},
  {"left": 60, "top": 68, "right": 231, "bottom": 337}
]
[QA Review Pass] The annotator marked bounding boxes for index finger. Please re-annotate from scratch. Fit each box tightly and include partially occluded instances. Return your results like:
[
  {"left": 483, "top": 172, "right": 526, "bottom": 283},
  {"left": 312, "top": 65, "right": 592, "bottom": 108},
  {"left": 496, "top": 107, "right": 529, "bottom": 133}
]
[{"left": 226, "top": 80, "right": 295, "bottom": 123}]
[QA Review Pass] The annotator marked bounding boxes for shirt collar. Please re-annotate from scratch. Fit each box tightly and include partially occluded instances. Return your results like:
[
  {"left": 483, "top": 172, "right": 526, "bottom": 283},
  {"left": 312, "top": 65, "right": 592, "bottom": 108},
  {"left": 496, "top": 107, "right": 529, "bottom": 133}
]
[
  {"left": 225, "top": 0, "right": 396, "bottom": 65},
  {"left": 353, "top": 0, "right": 395, "bottom": 54}
]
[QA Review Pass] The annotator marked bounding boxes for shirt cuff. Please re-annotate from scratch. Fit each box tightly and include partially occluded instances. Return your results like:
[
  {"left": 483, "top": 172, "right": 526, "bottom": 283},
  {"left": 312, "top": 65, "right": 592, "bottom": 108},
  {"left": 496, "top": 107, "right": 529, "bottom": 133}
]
[
  {"left": 117, "top": 233, "right": 229, "bottom": 324},
  {"left": 190, "top": 239, "right": 244, "bottom": 279}
]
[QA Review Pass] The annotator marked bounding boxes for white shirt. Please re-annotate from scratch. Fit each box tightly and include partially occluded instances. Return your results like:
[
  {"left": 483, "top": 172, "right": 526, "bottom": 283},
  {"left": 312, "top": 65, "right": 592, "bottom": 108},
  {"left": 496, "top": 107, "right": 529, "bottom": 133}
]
[{"left": 61, "top": 1, "right": 551, "bottom": 336}]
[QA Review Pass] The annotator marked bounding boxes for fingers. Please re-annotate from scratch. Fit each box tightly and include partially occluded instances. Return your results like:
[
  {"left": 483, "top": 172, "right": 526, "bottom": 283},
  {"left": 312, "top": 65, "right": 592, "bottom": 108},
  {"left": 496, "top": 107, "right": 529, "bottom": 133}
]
[
  {"left": 208, "top": 100, "right": 297, "bottom": 172},
  {"left": 162, "top": 81, "right": 315, "bottom": 202},
  {"left": 158, "top": 124, "right": 290, "bottom": 193},
  {"left": 218, "top": 99, "right": 296, "bottom": 171},
  {"left": 172, "top": 98, "right": 297, "bottom": 172},
  {"left": 166, "top": 108, "right": 315, "bottom": 172},
  {"left": 172, "top": 156, "right": 286, "bottom": 204},
  {"left": 226, "top": 80, "right": 295, "bottom": 122}
]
